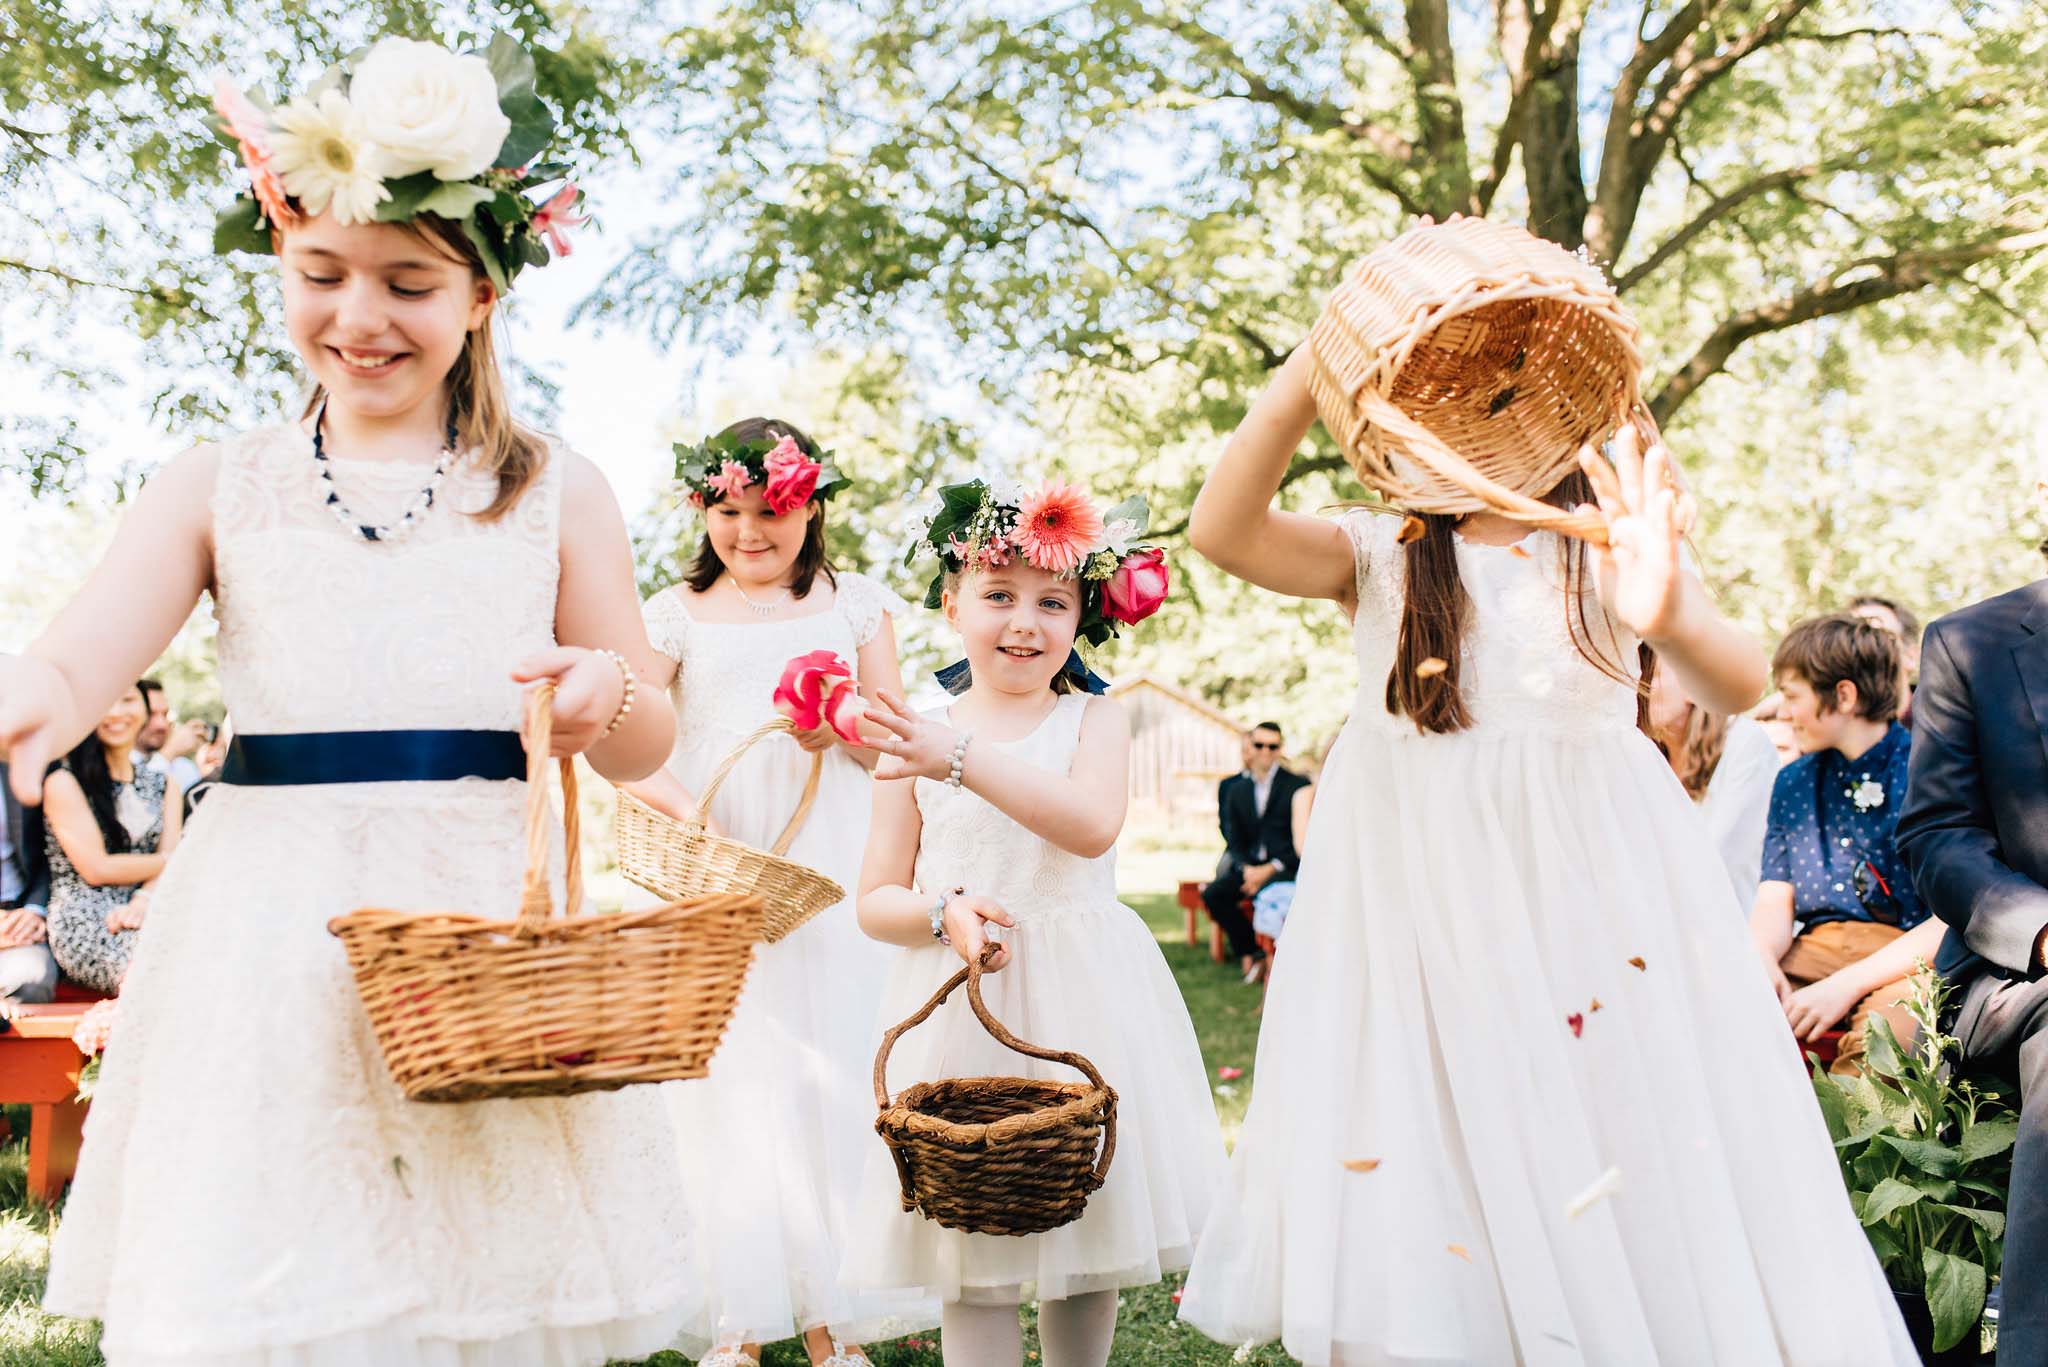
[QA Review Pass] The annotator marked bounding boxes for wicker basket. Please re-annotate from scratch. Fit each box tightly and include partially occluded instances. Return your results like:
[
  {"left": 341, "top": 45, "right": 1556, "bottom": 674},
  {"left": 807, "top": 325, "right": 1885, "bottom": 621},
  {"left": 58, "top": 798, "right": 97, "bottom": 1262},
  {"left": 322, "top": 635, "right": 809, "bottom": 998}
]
[
  {"left": 873, "top": 950, "right": 1117, "bottom": 1236},
  {"left": 328, "top": 687, "right": 763, "bottom": 1102},
  {"left": 1306, "top": 214, "right": 1644, "bottom": 541},
  {"left": 615, "top": 718, "right": 844, "bottom": 944}
]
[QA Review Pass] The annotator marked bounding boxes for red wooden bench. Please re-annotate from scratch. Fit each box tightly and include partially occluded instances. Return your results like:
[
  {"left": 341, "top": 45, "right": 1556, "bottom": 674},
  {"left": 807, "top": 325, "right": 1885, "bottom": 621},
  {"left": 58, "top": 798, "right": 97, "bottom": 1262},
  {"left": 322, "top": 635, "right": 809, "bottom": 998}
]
[
  {"left": 1177, "top": 879, "right": 1228, "bottom": 963},
  {"left": 0, "top": 988, "right": 108, "bottom": 1203}
]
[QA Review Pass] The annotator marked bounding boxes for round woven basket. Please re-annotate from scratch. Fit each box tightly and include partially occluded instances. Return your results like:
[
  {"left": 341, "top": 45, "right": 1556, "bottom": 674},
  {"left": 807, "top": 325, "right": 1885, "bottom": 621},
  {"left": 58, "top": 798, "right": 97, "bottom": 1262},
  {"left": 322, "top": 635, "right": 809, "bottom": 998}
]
[
  {"left": 1305, "top": 214, "right": 1643, "bottom": 541},
  {"left": 873, "top": 950, "right": 1117, "bottom": 1237},
  {"left": 615, "top": 718, "right": 844, "bottom": 944},
  {"left": 328, "top": 687, "right": 763, "bottom": 1102}
]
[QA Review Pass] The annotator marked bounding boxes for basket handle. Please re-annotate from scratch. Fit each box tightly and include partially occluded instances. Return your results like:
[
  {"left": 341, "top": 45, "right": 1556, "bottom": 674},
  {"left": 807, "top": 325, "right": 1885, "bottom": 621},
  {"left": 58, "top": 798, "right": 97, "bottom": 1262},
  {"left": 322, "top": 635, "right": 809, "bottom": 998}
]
[
  {"left": 871, "top": 945, "right": 1119, "bottom": 1190},
  {"left": 515, "top": 684, "right": 582, "bottom": 938},
  {"left": 686, "top": 717, "right": 824, "bottom": 857},
  {"left": 1352, "top": 387, "right": 1613, "bottom": 545}
]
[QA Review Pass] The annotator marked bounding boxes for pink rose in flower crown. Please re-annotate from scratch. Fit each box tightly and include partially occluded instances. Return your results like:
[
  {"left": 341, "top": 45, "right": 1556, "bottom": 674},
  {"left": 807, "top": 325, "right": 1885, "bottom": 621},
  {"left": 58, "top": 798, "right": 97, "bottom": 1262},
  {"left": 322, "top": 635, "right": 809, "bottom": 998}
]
[
  {"left": 761, "top": 436, "right": 823, "bottom": 515},
  {"left": 1102, "top": 547, "right": 1171, "bottom": 625},
  {"left": 773, "top": 649, "right": 864, "bottom": 744}
]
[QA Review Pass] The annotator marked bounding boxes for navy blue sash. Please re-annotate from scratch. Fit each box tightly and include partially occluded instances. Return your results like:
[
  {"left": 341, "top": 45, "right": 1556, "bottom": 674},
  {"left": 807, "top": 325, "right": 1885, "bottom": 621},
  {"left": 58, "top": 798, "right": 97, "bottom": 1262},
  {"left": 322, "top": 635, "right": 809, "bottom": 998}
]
[{"left": 221, "top": 730, "right": 526, "bottom": 786}]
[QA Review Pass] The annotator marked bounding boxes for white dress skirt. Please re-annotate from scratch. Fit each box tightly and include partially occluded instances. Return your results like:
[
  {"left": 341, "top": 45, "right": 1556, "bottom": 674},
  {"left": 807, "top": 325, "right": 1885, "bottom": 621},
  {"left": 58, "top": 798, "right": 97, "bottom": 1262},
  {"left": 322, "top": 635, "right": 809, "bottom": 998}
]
[
  {"left": 844, "top": 693, "right": 1228, "bottom": 1305},
  {"left": 1177, "top": 510, "right": 1918, "bottom": 1365},
  {"left": 641, "top": 575, "right": 938, "bottom": 1347}
]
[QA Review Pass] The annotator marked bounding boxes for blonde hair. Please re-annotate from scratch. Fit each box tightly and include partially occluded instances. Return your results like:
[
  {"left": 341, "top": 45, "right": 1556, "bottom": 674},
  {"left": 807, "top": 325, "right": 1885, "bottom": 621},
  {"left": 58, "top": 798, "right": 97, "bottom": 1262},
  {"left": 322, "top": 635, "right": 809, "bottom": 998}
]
[{"left": 294, "top": 214, "right": 548, "bottom": 522}]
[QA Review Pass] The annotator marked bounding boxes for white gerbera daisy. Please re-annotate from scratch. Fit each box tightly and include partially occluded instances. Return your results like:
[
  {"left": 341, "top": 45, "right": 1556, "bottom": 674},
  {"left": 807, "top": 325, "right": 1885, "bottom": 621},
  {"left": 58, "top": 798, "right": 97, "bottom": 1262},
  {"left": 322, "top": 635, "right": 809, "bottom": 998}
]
[{"left": 269, "top": 90, "right": 390, "bottom": 225}]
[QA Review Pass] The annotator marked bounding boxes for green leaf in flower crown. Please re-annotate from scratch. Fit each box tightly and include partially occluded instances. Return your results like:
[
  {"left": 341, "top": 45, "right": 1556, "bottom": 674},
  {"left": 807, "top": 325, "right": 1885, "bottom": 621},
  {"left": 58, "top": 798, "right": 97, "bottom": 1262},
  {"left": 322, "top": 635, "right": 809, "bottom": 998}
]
[
  {"left": 484, "top": 34, "right": 536, "bottom": 110},
  {"left": 459, "top": 215, "right": 512, "bottom": 295},
  {"left": 376, "top": 172, "right": 442, "bottom": 222},
  {"left": 213, "top": 198, "right": 272, "bottom": 256},
  {"left": 516, "top": 230, "right": 551, "bottom": 270},
  {"left": 493, "top": 97, "right": 555, "bottom": 172},
  {"left": 484, "top": 35, "right": 554, "bottom": 170},
  {"left": 416, "top": 182, "right": 494, "bottom": 221},
  {"left": 1960, "top": 1115, "right": 2019, "bottom": 1164},
  {"left": 1922, "top": 1247, "right": 1987, "bottom": 1352},
  {"left": 1102, "top": 495, "right": 1150, "bottom": 536}
]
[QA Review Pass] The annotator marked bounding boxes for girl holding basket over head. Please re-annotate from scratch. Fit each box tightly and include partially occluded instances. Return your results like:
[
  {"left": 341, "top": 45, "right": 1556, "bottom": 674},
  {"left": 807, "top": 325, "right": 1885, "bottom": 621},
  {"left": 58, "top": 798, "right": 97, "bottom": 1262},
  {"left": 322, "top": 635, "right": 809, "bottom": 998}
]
[
  {"left": 848, "top": 477, "right": 1225, "bottom": 1367},
  {"left": 0, "top": 36, "right": 710, "bottom": 1365},
  {"left": 1176, "top": 221, "right": 1916, "bottom": 1365},
  {"left": 621, "top": 420, "right": 935, "bottom": 1366}
]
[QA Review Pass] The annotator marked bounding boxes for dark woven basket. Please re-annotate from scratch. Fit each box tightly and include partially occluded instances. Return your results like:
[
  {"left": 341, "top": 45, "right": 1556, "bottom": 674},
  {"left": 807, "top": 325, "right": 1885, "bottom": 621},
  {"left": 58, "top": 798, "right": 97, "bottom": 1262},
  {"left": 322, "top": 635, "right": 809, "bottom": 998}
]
[{"left": 873, "top": 951, "right": 1117, "bottom": 1236}]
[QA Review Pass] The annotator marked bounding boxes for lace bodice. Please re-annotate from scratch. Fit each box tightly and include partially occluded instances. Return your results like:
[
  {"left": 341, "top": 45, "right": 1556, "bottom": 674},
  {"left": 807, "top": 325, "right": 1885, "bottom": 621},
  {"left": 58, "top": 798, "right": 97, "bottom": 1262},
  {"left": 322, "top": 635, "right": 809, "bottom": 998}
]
[
  {"left": 910, "top": 693, "right": 1117, "bottom": 924},
  {"left": 641, "top": 571, "right": 906, "bottom": 756},
  {"left": 209, "top": 423, "right": 561, "bottom": 733},
  {"left": 1342, "top": 509, "right": 1642, "bottom": 740}
]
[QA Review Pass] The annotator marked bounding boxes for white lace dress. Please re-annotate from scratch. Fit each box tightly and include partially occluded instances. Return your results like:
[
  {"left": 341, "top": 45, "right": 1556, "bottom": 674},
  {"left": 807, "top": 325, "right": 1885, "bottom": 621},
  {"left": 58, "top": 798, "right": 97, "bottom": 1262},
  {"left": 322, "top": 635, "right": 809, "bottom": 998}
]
[
  {"left": 641, "top": 576, "right": 937, "bottom": 1347},
  {"left": 844, "top": 693, "right": 1225, "bottom": 1305},
  {"left": 43, "top": 423, "right": 705, "bottom": 1367},
  {"left": 1178, "top": 511, "right": 1917, "bottom": 1366}
]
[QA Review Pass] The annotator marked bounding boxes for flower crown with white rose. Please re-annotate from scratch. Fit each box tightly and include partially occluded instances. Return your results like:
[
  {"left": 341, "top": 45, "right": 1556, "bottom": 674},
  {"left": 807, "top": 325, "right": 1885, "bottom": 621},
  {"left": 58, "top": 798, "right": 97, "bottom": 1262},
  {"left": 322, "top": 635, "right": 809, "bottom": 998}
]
[
  {"left": 673, "top": 429, "right": 849, "bottom": 515},
  {"left": 912, "top": 477, "right": 1172, "bottom": 652},
  {"left": 210, "top": 35, "right": 582, "bottom": 292}
]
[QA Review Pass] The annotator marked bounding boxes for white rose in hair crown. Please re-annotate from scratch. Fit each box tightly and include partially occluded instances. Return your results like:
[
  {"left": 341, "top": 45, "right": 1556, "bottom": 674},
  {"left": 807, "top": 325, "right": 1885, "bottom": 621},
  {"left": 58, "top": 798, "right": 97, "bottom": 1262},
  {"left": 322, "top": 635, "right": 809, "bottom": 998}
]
[{"left": 210, "top": 33, "right": 583, "bottom": 292}]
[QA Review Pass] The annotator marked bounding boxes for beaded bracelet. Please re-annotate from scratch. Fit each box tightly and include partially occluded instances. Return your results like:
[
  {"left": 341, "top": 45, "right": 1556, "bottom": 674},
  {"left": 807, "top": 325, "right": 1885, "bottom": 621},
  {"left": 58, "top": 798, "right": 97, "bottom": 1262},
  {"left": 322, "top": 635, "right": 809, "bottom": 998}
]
[
  {"left": 945, "top": 731, "right": 973, "bottom": 788},
  {"left": 594, "top": 649, "right": 637, "bottom": 739}
]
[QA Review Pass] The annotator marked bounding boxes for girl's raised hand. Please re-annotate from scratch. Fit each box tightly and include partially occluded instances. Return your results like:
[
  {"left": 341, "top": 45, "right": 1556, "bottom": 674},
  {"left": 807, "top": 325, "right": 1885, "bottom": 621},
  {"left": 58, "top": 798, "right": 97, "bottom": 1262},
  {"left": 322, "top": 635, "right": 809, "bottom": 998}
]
[
  {"left": 511, "top": 647, "right": 628, "bottom": 757},
  {"left": 0, "top": 655, "right": 75, "bottom": 806},
  {"left": 943, "top": 891, "right": 1014, "bottom": 972},
  {"left": 862, "top": 689, "right": 962, "bottom": 782},
  {"left": 1577, "top": 423, "right": 1687, "bottom": 642}
]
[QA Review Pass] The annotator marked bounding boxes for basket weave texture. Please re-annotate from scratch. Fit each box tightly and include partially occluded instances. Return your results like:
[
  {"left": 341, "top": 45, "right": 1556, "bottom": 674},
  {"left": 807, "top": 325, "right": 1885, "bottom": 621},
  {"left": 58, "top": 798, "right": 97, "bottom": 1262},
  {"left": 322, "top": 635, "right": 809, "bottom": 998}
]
[
  {"left": 615, "top": 717, "right": 843, "bottom": 944},
  {"left": 328, "top": 687, "right": 763, "bottom": 1102},
  {"left": 1306, "top": 215, "right": 1643, "bottom": 540},
  {"left": 873, "top": 951, "right": 1117, "bottom": 1237}
]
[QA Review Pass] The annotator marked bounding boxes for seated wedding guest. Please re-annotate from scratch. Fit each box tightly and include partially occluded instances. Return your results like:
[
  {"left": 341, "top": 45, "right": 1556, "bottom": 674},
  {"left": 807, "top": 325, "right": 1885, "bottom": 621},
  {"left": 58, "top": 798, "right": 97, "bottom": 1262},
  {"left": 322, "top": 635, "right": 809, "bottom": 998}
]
[
  {"left": 1848, "top": 595, "right": 1921, "bottom": 727},
  {"left": 146, "top": 713, "right": 207, "bottom": 796},
  {"left": 1751, "top": 616, "right": 1939, "bottom": 1074},
  {"left": 1647, "top": 655, "right": 1780, "bottom": 909},
  {"left": 42, "top": 682, "right": 183, "bottom": 993},
  {"left": 0, "top": 758, "right": 57, "bottom": 1007},
  {"left": 1752, "top": 693, "right": 1802, "bottom": 767},
  {"left": 1250, "top": 777, "right": 1319, "bottom": 944},
  {"left": 1208, "top": 721, "right": 1311, "bottom": 984}
]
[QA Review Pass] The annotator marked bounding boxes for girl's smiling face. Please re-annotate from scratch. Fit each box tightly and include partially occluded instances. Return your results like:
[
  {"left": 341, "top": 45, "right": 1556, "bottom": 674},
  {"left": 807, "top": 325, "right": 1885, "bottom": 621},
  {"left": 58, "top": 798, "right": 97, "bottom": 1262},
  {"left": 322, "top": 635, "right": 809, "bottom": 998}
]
[
  {"left": 279, "top": 211, "right": 493, "bottom": 429},
  {"left": 704, "top": 486, "right": 817, "bottom": 586},
  {"left": 945, "top": 562, "right": 1081, "bottom": 693},
  {"left": 96, "top": 684, "right": 148, "bottom": 753}
]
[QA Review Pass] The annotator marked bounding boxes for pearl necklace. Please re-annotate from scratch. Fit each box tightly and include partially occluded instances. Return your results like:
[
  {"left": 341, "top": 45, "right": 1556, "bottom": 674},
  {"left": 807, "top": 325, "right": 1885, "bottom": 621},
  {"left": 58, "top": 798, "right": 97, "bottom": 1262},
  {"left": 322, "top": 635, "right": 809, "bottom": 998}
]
[
  {"left": 311, "top": 401, "right": 459, "bottom": 544},
  {"left": 732, "top": 579, "right": 793, "bottom": 619}
]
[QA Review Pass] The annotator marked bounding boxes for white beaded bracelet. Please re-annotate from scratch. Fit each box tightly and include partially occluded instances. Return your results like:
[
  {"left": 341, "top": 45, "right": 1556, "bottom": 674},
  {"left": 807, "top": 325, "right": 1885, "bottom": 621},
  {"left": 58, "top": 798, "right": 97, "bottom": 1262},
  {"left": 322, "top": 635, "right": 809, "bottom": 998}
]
[
  {"left": 595, "top": 649, "right": 637, "bottom": 739},
  {"left": 945, "top": 731, "right": 973, "bottom": 788}
]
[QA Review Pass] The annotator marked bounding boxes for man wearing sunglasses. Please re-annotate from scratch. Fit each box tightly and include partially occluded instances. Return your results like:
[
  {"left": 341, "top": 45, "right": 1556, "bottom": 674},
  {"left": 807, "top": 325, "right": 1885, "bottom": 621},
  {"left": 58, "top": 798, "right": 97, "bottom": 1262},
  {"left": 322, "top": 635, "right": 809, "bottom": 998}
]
[
  {"left": 1207, "top": 722, "right": 1309, "bottom": 984},
  {"left": 1899, "top": 456, "right": 2048, "bottom": 1363}
]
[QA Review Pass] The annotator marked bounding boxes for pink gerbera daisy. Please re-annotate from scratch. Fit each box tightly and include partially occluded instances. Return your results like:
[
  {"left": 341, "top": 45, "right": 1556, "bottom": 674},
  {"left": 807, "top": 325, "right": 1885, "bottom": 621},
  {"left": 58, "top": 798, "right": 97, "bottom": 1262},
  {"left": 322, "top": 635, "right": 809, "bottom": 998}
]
[
  {"left": 1013, "top": 480, "right": 1103, "bottom": 575},
  {"left": 706, "top": 460, "right": 753, "bottom": 500}
]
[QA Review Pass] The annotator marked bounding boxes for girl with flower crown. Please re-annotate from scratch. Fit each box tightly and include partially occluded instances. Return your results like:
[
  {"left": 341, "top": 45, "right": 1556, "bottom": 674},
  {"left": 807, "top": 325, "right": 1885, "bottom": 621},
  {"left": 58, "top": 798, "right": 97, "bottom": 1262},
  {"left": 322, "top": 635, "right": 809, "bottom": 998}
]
[
  {"left": 624, "top": 416, "right": 935, "bottom": 1367},
  {"left": 844, "top": 476, "right": 1223, "bottom": 1367},
  {"left": 0, "top": 35, "right": 709, "bottom": 1366}
]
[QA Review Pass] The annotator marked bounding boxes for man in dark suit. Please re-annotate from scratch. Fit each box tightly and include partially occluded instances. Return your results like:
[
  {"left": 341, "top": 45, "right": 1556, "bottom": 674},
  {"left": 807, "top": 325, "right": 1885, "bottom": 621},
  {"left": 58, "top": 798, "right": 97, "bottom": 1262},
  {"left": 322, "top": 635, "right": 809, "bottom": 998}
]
[
  {"left": 1898, "top": 578, "right": 2048, "bottom": 1364},
  {"left": 1206, "top": 721, "right": 1309, "bottom": 984},
  {"left": 0, "top": 758, "right": 58, "bottom": 1007}
]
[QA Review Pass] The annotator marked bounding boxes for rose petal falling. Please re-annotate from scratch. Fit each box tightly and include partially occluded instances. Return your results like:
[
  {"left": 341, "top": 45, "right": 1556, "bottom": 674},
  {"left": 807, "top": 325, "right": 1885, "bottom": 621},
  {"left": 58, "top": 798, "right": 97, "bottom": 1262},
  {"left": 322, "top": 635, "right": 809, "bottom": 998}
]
[
  {"left": 1447, "top": 1242, "right": 1472, "bottom": 1262},
  {"left": 1566, "top": 1012, "right": 1585, "bottom": 1038},
  {"left": 1398, "top": 515, "right": 1427, "bottom": 544},
  {"left": 1508, "top": 544, "right": 1532, "bottom": 560},
  {"left": 1342, "top": 1158, "right": 1381, "bottom": 1173},
  {"left": 1416, "top": 657, "right": 1449, "bottom": 679},
  {"left": 1589, "top": 998, "right": 1604, "bottom": 1013},
  {"left": 1628, "top": 955, "right": 1647, "bottom": 971},
  {"left": 1565, "top": 1166, "right": 1624, "bottom": 1221},
  {"left": 1217, "top": 1065, "right": 1243, "bottom": 1080}
]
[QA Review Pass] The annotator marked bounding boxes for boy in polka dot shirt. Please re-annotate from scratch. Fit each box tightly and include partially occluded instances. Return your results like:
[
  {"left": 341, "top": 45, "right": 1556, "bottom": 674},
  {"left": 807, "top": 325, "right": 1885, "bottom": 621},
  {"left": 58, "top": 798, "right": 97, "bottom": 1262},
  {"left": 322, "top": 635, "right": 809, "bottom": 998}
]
[{"left": 1749, "top": 614, "right": 1936, "bottom": 1075}]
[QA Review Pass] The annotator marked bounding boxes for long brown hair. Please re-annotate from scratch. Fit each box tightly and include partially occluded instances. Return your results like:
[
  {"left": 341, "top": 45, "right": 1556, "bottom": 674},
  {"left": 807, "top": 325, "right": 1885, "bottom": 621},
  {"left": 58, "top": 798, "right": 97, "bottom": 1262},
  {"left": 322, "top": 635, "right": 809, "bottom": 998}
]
[
  {"left": 295, "top": 214, "right": 548, "bottom": 523},
  {"left": 1386, "top": 469, "right": 1644, "bottom": 734},
  {"left": 682, "top": 417, "right": 837, "bottom": 597},
  {"left": 1660, "top": 704, "right": 1729, "bottom": 799}
]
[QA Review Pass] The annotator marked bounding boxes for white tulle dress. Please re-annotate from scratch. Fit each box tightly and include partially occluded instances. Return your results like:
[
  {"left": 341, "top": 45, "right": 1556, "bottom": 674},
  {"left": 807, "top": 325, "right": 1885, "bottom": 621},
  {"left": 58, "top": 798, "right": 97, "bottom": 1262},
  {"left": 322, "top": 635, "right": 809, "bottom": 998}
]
[
  {"left": 844, "top": 691, "right": 1227, "bottom": 1306},
  {"left": 42, "top": 423, "right": 706, "bottom": 1366},
  {"left": 640, "top": 574, "right": 938, "bottom": 1348},
  {"left": 1177, "top": 510, "right": 1918, "bottom": 1365}
]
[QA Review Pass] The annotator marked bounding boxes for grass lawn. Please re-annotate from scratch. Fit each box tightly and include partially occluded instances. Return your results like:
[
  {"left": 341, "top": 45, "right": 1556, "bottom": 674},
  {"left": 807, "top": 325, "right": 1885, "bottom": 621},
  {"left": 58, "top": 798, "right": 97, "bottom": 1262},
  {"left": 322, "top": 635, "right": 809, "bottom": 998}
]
[{"left": 0, "top": 889, "right": 1301, "bottom": 1365}]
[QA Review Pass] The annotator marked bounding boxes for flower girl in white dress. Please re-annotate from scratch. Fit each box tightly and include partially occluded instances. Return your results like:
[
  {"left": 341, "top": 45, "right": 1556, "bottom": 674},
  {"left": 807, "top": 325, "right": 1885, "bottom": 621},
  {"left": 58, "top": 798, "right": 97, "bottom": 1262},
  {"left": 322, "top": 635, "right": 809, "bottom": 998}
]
[
  {"left": 624, "top": 417, "right": 934, "bottom": 1365},
  {"left": 847, "top": 477, "right": 1224, "bottom": 1367},
  {"left": 3, "top": 35, "right": 707, "bottom": 1365},
  {"left": 1177, "top": 343, "right": 1918, "bottom": 1365}
]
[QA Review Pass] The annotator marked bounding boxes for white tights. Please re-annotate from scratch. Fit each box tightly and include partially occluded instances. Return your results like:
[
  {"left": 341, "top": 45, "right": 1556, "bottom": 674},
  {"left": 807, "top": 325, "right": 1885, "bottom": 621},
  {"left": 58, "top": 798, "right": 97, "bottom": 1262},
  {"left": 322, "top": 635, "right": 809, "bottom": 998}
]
[{"left": 940, "top": 1290, "right": 1118, "bottom": 1367}]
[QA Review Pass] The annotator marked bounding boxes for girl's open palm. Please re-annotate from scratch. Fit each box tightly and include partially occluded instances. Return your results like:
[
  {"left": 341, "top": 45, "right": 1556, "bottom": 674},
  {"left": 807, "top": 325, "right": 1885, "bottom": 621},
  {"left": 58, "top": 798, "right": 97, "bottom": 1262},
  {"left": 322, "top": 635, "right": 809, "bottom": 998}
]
[
  {"left": 1578, "top": 423, "right": 1689, "bottom": 641},
  {"left": 863, "top": 689, "right": 961, "bottom": 782}
]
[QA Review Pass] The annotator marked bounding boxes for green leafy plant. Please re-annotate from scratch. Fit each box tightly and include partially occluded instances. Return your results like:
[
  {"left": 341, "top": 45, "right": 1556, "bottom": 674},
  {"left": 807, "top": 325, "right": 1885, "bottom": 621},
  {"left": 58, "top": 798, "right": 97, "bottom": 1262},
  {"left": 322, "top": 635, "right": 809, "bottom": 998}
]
[{"left": 1811, "top": 972, "right": 2017, "bottom": 1353}]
